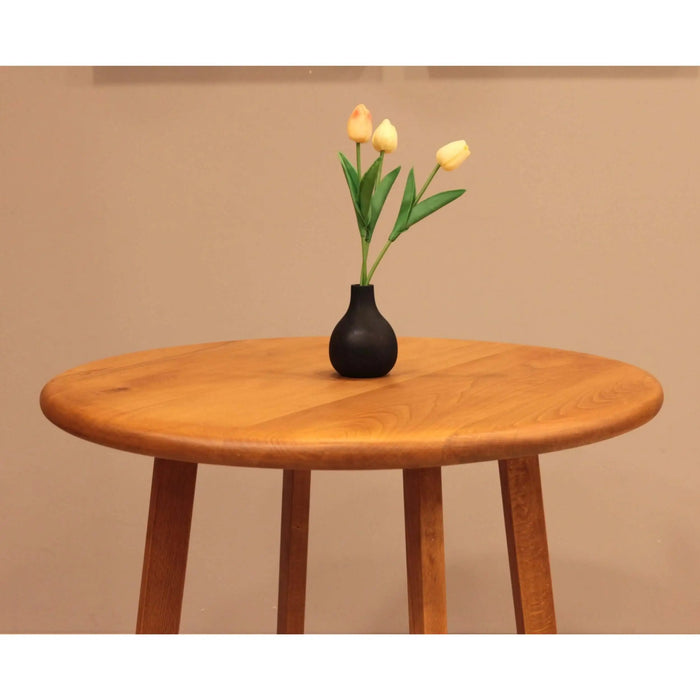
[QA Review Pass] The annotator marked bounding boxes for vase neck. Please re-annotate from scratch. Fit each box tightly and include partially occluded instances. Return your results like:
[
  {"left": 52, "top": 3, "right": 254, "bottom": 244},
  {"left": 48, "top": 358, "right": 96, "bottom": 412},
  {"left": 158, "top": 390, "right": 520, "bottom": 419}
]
[{"left": 350, "top": 284, "right": 375, "bottom": 303}]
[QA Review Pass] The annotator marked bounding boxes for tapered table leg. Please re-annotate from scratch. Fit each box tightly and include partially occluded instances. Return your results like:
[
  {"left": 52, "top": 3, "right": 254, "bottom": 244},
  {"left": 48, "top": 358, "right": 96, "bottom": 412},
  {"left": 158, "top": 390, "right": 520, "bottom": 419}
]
[
  {"left": 499, "top": 455, "right": 557, "bottom": 633},
  {"left": 403, "top": 467, "right": 448, "bottom": 634},
  {"left": 277, "top": 469, "right": 311, "bottom": 633},
  {"left": 136, "top": 458, "right": 198, "bottom": 634}
]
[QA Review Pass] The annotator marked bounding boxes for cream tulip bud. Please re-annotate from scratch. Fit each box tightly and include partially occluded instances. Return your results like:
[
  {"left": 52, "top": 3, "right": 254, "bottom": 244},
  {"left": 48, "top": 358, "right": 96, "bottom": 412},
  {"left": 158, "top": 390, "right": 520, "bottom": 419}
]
[
  {"left": 371, "top": 119, "right": 398, "bottom": 153},
  {"left": 436, "top": 140, "right": 471, "bottom": 171},
  {"left": 347, "top": 104, "right": 373, "bottom": 143}
]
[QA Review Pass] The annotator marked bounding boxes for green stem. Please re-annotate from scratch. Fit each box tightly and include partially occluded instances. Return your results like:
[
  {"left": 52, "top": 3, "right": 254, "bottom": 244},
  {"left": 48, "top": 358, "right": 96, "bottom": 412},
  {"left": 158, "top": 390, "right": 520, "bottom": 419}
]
[
  {"left": 366, "top": 239, "right": 392, "bottom": 284},
  {"left": 377, "top": 150, "right": 384, "bottom": 183},
  {"left": 360, "top": 237, "right": 370, "bottom": 285},
  {"left": 356, "top": 142, "right": 361, "bottom": 179},
  {"left": 415, "top": 163, "right": 440, "bottom": 203}
]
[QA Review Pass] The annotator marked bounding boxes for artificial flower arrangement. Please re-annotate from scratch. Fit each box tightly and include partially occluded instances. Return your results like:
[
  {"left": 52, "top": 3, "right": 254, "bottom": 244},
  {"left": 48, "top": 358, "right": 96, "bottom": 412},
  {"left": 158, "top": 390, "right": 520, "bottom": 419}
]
[
  {"left": 329, "top": 103, "right": 471, "bottom": 379},
  {"left": 340, "top": 103, "right": 470, "bottom": 285}
]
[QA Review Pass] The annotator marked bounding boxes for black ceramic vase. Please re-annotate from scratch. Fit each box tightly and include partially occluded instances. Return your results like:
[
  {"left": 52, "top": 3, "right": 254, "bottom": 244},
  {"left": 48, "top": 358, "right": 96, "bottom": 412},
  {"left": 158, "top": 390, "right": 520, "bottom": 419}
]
[{"left": 329, "top": 284, "right": 398, "bottom": 378}]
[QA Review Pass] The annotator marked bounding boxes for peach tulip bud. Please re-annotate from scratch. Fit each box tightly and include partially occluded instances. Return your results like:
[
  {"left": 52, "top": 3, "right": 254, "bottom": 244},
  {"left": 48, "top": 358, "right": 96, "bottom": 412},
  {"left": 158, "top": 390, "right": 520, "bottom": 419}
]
[
  {"left": 371, "top": 119, "right": 398, "bottom": 153},
  {"left": 436, "top": 140, "right": 471, "bottom": 171},
  {"left": 347, "top": 104, "right": 373, "bottom": 143}
]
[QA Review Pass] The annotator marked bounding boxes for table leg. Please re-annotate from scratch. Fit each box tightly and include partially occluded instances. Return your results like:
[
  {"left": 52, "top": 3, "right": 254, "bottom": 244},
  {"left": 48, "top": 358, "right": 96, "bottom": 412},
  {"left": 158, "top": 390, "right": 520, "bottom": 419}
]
[
  {"left": 136, "top": 458, "right": 198, "bottom": 634},
  {"left": 402, "top": 467, "right": 448, "bottom": 634},
  {"left": 499, "top": 455, "right": 557, "bottom": 633},
  {"left": 277, "top": 469, "right": 311, "bottom": 633}
]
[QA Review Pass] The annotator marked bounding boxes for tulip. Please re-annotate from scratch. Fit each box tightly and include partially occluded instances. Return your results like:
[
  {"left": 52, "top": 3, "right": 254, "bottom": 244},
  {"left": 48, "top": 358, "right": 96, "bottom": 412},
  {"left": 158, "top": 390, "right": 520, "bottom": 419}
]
[
  {"left": 347, "top": 104, "right": 373, "bottom": 143},
  {"left": 372, "top": 119, "right": 398, "bottom": 153},
  {"left": 436, "top": 140, "right": 470, "bottom": 171}
]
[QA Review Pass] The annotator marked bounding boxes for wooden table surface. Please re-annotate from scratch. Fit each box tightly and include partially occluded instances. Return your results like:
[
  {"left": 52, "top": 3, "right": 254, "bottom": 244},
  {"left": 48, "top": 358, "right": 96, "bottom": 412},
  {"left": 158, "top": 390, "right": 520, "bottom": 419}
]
[{"left": 40, "top": 337, "right": 663, "bottom": 470}]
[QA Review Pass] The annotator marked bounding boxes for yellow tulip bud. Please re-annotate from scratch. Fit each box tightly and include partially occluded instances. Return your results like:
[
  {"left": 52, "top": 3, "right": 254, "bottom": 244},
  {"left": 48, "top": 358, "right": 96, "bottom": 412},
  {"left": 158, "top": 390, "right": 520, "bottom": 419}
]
[
  {"left": 371, "top": 119, "right": 398, "bottom": 153},
  {"left": 436, "top": 140, "right": 471, "bottom": 171},
  {"left": 347, "top": 104, "right": 373, "bottom": 143}
]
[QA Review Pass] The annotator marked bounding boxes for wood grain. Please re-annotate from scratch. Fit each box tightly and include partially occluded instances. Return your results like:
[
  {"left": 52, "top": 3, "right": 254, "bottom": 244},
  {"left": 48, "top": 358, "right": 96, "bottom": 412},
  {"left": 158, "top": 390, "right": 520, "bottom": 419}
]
[
  {"left": 276, "top": 469, "right": 311, "bottom": 634},
  {"left": 136, "top": 458, "right": 197, "bottom": 634},
  {"left": 499, "top": 456, "right": 556, "bottom": 633},
  {"left": 403, "top": 468, "right": 448, "bottom": 633},
  {"left": 40, "top": 337, "right": 664, "bottom": 470}
]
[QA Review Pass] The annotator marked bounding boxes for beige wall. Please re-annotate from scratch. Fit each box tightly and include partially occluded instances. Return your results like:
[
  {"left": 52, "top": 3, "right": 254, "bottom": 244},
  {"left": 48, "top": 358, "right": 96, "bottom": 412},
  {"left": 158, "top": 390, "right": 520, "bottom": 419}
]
[{"left": 1, "top": 66, "right": 697, "bottom": 633}]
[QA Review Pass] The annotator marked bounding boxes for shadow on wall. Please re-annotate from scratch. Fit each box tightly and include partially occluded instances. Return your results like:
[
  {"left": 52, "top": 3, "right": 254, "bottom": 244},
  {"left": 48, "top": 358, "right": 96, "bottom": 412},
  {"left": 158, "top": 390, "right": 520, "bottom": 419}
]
[
  {"left": 91, "top": 65, "right": 699, "bottom": 85},
  {"left": 91, "top": 66, "right": 382, "bottom": 84}
]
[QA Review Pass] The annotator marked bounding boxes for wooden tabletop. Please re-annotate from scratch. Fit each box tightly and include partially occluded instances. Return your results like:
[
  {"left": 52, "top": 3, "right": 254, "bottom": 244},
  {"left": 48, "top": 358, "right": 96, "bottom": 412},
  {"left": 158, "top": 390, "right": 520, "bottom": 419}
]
[{"left": 40, "top": 337, "right": 663, "bottom": 470}]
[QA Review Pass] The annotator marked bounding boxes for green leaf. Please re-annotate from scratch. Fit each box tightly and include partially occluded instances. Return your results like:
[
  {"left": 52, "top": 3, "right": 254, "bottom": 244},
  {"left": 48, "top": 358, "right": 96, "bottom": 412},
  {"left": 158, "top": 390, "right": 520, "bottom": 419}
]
[
  {"left": 407, "top": 189, "right": 466, "bottom": 227},
  {"left": 358, "top": 156, "right": 382, "bottom": 221},
  {"left": 338, "top": 152, "right": 359, "bottom": 197},
  {"left": 389, "top": 168, "right": 416, "bottom": 241},
  {"left": 366, "top": 166, "right": 401, "bottom": 242},
  {"left": 339, "top": 152, "right": 367, "bottom": 231}
]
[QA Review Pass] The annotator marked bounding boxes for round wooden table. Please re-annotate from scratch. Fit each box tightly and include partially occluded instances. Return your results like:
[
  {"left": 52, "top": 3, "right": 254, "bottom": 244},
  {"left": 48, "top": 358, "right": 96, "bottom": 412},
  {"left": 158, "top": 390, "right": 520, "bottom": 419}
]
[{"left": 40, "top": 337, "right": 663, "bottom": 634}]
